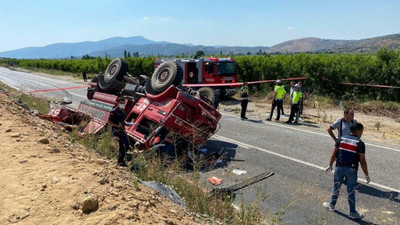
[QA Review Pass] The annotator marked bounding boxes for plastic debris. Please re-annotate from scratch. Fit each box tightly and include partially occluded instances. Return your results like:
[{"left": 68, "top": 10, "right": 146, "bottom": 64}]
[
  {"left": 208, "top": 176, "right": 223, "bottom": 186},
  {"left": 232, "top": 169, "right": 247, "bottom": 175}
]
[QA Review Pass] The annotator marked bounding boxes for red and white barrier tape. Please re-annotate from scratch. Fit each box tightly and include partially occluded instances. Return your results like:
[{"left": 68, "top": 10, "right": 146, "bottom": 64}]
[{"left": 9, "top": 85, "right": 90, "bottom": 95}]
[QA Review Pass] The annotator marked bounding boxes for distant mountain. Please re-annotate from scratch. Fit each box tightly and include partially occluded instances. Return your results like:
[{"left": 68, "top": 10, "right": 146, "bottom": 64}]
[
  {"left": 1, "top": 33, "right": 400, "bottom": 59},
  {"left": 0, "top": 36, "right": 164, "bottom": 59},
  {"left": 329, "top": 33, "right": 400, "bottom": 53},
  {"left": 266, "top": 37, "right": 355, "bottom": 53},
  {"left": 89, "top": 43, "right": 269, "bottom": 57},
  {"left": 266, "top": 34, "right": 400, "bottom": 54}
]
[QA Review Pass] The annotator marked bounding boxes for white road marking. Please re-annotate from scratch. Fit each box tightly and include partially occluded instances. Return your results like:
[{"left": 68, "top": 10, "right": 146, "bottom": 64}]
[
  {"left": 213, "top": 134, "right": 400, "bottom": 193},
  {"left": 220, "top": 112, "right": 400, "bottom": 153},
  {"left": 0, "top": 80, "right": 20, "bottom": 91}
]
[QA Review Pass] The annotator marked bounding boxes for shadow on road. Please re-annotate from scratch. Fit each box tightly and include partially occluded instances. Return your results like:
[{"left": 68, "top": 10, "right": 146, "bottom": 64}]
[
  {"left": 333, "top": 210, "right": 379, "bottom": 225},
  {"left": 284, "top": 121, "right": 320, "bottom": 128},
  {"left": 357, "top": 183, "right": 400, "bottom": 204},
  {"left": 204, "top": 139, "right": 239, "bottom": 170},
  {"left": 243, "top": 118, "right": 263, "bottom": 123}
]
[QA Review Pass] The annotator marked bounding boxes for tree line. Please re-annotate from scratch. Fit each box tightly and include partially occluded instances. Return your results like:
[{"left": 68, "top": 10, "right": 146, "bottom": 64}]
[{"left": 1, "top": 47, "right": 399, "bottom": 101}]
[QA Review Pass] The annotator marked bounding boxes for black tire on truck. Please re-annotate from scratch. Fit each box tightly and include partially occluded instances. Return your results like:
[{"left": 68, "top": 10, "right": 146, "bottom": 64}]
[
  {"left": 104, "top": 58, "right": 128, "bottom": 83},
  {"left": 198, "top": 87, "right": 220, "bottom": 108},
  {"left": 98, "top": 58, "right": 128, "bottom": 94},
  {"left": 146, "top": 61, "right": 183, "bottom": 95},
  {"left": 87, "top": 77, "right": 100, "bottom": 100},
  {"left": 98, "top": 74, "right": 125, "bottom": 94}
]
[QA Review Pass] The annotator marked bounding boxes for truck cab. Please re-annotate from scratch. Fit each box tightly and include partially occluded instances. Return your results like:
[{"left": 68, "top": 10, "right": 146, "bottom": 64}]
[{"left": 154, "top": 57, "right": 238, "bottom": 97}]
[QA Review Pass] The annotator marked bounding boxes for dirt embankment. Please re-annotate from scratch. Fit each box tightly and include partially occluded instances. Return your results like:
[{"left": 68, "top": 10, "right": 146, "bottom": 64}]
[{"left": 0, "top": 93, "right": 206, "bottom": 224}]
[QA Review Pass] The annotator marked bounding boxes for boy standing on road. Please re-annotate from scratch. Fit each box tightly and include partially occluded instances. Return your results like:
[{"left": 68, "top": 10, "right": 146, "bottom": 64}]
[{"left": 323, "top": 123, "right": 370, "bottom": 219}]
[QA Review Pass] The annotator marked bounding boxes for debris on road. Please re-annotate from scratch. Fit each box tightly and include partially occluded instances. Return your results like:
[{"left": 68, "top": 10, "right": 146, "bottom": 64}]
[
  {"left": 232, "top": 169, "right": 247, "bottom": 175},
  {"left": 211, "top": 171, "right": 274, "bottom": 196},
  {"left": 208, "top": 177, "right": 223, "bottom": 186}
]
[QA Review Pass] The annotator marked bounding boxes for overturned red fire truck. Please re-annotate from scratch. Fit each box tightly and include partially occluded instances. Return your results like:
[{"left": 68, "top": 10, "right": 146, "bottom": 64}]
[{"left": 46, "top": 58, "right": 222, "bottom": 151}]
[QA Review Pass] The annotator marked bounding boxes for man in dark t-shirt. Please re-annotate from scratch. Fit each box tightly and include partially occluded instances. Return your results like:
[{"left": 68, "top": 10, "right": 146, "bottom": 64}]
[
  {"left": 108, "top": 98, "right": 129, "bottom": 167},
  {"left": 323, "top": 123, "right": 370, "bottom": 219}
]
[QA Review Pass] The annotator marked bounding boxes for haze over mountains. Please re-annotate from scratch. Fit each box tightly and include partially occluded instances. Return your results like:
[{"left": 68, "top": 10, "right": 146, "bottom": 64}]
[{"left": 1, "top": 33, "right": 400, "bottom": 59}]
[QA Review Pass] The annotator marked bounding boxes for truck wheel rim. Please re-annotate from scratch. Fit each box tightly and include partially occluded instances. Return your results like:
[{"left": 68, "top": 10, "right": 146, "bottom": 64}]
[
  {"left": 105, "top": 64, "right": 117, "bottom": 82},
  {"left": 158, "top": 69, "right": 170, "bottom": 83}
]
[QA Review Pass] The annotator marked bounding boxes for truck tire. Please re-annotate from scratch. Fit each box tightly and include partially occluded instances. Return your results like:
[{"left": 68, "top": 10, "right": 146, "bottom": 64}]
[
  {"left": 104, "top": 58, "right": 128, "bottom": 83},
  {"left": 98, "top": 74, "right": 125, "bottom": 94},
  {"left": 198, "top": 87, "right": 219, "bottom": 108},
  {"left": 146, "top": 61, "right": 183, "bottom": 94}
]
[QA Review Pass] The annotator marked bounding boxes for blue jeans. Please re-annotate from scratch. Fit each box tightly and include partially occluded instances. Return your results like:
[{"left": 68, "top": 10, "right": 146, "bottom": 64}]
[{"left": 329, "top": 167, "right": 358, "bottom": 213}]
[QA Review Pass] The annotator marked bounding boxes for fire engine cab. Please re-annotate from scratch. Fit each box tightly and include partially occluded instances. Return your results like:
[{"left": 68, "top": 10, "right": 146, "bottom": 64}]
[{"left": 154, "top": 57, "right": 238, "bottom": 97}]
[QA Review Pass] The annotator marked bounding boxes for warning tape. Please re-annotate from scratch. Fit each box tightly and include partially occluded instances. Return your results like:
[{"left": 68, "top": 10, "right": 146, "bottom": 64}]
[
  {"left": 9, "top": 85, "right": 90, "bottom": 95},
  {"left": 247, "top": 76, "right": 309, "bottom": 85},
  {"left": 322, "top": 78, "right": 400, "bottom": 89},
  {"left": 183, "top": 77, "right": 309, "bottom": 87}
]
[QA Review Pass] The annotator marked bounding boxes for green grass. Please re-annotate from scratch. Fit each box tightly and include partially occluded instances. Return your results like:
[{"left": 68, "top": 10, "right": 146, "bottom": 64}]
[
  {"left": 128, "top": 150, "right": 265, "bottom": 224},
  {"left": 16, "top": 94, "right": 51, "bottom": 114},
  {"left": 70, "top": 126, "right": 118, "bottom": 160}
]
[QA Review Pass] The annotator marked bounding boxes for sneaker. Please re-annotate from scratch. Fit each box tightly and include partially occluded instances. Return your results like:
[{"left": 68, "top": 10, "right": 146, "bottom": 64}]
[
  {"left": 285, "top": 121, "right": 292, "bottom": 124},
  {"left": 244, "top": 117, "right": 248, "bottom": 120},
  {"left": 266, "top": 118, "right": 271, "bottom": 121},
  {"left": 241, "top": 118, "right": 244, "bottom": 120},
  {"left": 349, "top": 211, "right": 364, "bottom": 219},
  {"left": 322, "top": 202, "right": 335, "bottom": 212}
]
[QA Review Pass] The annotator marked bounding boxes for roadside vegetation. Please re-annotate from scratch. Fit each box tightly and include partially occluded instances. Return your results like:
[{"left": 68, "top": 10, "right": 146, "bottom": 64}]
[{"left": 2, "top": 47, "right": 399, "bottom": 102}]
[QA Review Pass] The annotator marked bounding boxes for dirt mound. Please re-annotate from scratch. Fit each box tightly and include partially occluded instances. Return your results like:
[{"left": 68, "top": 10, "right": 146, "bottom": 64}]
[{"left": 0, "top": 92, "right": 208, "bottom": 224}]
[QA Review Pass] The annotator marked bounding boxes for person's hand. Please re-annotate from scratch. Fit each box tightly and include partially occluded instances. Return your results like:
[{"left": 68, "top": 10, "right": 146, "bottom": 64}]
[
  {"left": 365, "top": 175, "right": 370, "bottom": 184},
  {"left": 325, "top": 166, "right": 332, "bottom": 172}
]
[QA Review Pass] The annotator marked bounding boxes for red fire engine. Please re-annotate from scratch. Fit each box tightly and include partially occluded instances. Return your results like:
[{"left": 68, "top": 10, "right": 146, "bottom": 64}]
[{"left": 154, "top": 57, "right": 238, "bottom": 96}]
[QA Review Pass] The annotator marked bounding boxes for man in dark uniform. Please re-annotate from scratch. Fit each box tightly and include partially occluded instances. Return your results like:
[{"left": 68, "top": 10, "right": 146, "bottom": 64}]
[
  {"left": 323, "top": 123, "right": 370, "bottom": 219},
  {"left": 108, "top": 98, "right": 129, "bottom": 167},
  {"left": 240, "top": 82, "right": 248, "bottom": 120},
  {"left": 82, "top": 70, "right": 87, "bottom": 82}
]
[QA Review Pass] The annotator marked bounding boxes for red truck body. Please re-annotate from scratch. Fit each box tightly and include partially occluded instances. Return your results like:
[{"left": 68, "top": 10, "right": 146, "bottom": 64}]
[
  {"left": 78, "top": 82, "right": 221, "bottom": 150},
  {"left": 155, "top": 57, "right": 239, "bottom": 96},
  {"left": 45, "top": 58, "right": 222, "bottom": 151}
]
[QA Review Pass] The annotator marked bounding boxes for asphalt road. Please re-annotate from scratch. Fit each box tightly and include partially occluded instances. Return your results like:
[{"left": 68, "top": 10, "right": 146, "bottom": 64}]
[{"left": 1, "top": 67, "right": 399, "bottom": 224}]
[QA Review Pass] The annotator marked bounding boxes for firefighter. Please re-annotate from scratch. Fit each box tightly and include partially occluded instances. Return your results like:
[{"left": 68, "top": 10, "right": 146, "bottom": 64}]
[{"left": 108, "top": 97, "right": 130, "bottom": 167}]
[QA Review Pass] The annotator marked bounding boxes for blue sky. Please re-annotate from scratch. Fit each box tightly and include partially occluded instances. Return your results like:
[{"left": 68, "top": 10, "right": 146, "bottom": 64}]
[{"left": 0, "top": 0, "right": 399, "bottom": 52}]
